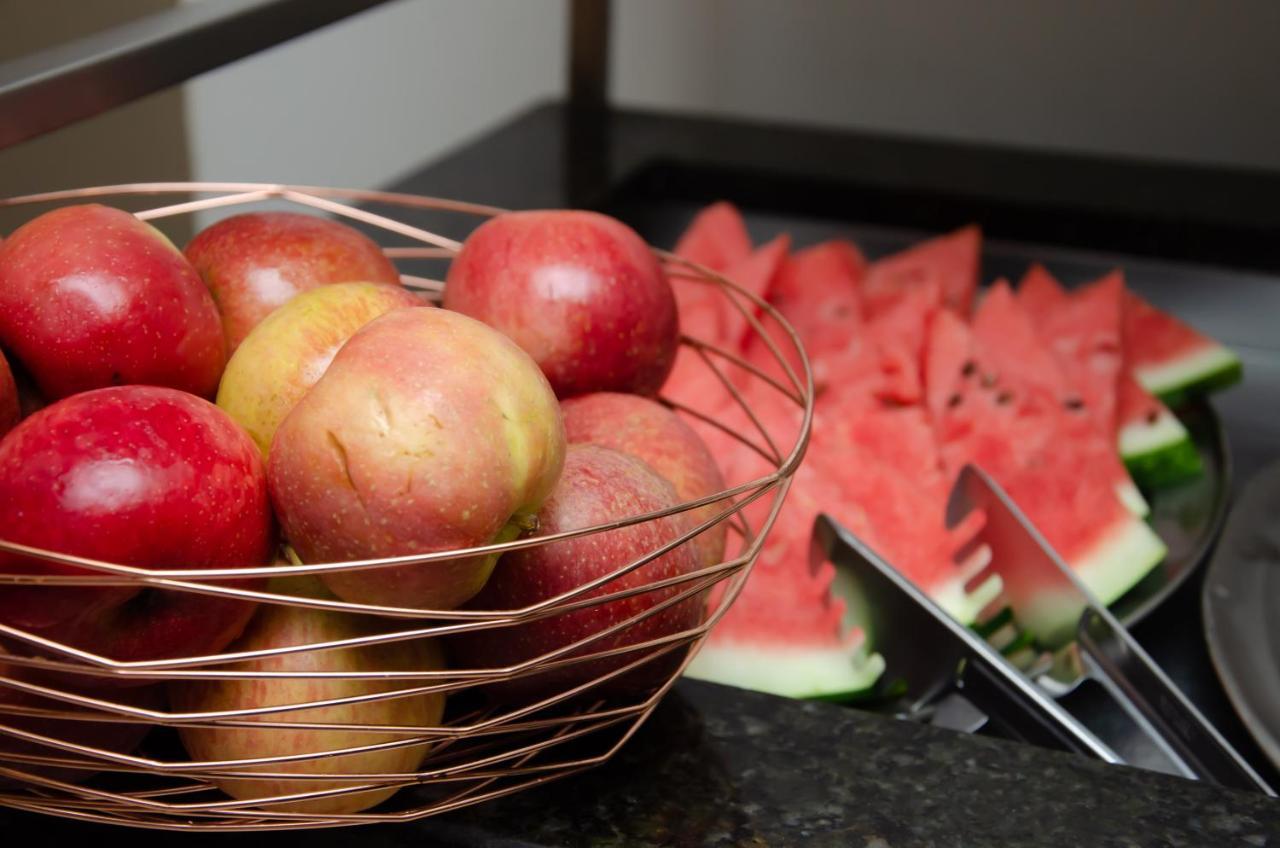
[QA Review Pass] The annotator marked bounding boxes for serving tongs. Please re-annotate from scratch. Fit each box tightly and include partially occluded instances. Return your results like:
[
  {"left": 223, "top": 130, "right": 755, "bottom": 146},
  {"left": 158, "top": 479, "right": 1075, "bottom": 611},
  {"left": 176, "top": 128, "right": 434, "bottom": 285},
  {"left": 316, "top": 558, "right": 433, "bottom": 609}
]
[
  {"left": 811, "top": 514, "right": 1116, "bottom": 760},
  {"left": 945, "top": 464, "right": 1273, "bottom": 795}
]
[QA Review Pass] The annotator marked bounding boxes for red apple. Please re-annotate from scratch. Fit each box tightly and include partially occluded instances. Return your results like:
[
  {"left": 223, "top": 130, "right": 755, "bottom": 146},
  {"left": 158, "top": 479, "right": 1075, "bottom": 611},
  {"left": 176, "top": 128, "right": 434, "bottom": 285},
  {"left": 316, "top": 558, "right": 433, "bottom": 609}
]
[
  {"left": 444, "top": 210, "right": 679, "bottom": 398},
  {"left": 169, "top": 587, "right": 446, "bottom": 815},
  {"left": 185, "top": 211, "right": 402, "bottom": 353},
  {"left": 0, "top": 349, "right": 17, "bottom": 437},
  {"left": 451, "top": 444, "right": 706, "bottom": 701},
  {"left": 217, "top": 282, "right": 423, "bottom": 457},
  {"left": 0, "top": 204, "right": 225, "bottom": 400},
  {"left": 0, "top": 386, "right": 274, "bottom": 673},
  {"left": 561, "top": 392, "right": 728, "bottom": 568},
  {"left": 269, "top": 307, "right": 565, "bottom": 610},
  {"left": 0, "top": 660, "right": 163, "bottom": 783}
]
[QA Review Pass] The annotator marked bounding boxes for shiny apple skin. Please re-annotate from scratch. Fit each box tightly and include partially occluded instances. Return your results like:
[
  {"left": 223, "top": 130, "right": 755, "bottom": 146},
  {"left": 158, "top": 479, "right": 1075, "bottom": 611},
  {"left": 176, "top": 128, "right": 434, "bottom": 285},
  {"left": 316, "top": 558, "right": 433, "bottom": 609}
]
[
  {"left": 561, "top": 391, "right": 727, "bottom": 568},
  {"left": 451, "top": 444, "right": 705, "bottom": 701},
  {"left": 217, "top": 282, "right": 423, "bottom": 457},
  {"left": 0, "top": 204, "right": 226, "bottom": 401},
  {"left": 185, "top": 211, "right": 402, "bottom": 353},
  {"left": 443, "top": 210, "right": 679, "bottom": 398},
  {"left": 0, "top": 386, "right": 274, "bottom": 668},
  {"left": 0, "top": 349, "right": 17, "bottom": 437},
  {"left": 169, "top": 596, "right": 446, "bottom": 815},
  {"left": 268, "top": 307, "right": 565, "bottom": 610}
]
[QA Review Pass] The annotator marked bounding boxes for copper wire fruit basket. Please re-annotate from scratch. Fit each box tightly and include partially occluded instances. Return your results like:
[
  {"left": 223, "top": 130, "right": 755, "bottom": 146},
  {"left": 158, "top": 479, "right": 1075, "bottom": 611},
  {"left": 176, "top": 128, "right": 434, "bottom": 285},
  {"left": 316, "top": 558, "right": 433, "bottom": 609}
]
[{"left": 0, "top": 183, "right": 813, "bottom": 832}]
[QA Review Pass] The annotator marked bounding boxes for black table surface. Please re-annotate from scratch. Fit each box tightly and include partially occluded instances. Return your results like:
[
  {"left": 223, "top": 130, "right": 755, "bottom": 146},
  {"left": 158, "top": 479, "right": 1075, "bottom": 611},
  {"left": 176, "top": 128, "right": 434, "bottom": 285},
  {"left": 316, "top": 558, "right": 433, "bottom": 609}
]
[{"left": 7, "top": 102, "right": 1280, "bottom": 843}]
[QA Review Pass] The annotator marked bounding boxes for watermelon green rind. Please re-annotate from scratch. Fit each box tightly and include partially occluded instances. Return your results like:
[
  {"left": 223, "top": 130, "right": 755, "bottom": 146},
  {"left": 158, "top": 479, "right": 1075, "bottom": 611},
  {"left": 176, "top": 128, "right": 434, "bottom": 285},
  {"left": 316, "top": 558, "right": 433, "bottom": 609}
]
[
  {"left": 1019, "top": 515, "right": 1168, "bottom": 647},
  {"left": 1115, "top": 479, "right": 1151, "bottom": 519},
  {"left": 1078, "top": 515, "right": 1167, "bottom": 605},
  {"left": 685, "top": 642, "right": 886, "bottom": 702},
  {"left": 1135, "top": 344, "right": 1242, "bottom": 407},
  {"left": 1119, "top": 409, "right": 1203, "bottom": 488}
]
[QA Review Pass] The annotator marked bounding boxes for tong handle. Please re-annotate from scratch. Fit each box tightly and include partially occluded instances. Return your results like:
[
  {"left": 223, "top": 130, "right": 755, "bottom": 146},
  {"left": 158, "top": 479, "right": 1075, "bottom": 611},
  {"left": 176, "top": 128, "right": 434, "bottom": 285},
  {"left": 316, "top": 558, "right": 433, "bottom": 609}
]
[
  {"left": 956, "top": 654, "right": 1120, "bottom": 762},
  {"left": 1076, "top": 608, "right": 1274, "bottom": 795}
]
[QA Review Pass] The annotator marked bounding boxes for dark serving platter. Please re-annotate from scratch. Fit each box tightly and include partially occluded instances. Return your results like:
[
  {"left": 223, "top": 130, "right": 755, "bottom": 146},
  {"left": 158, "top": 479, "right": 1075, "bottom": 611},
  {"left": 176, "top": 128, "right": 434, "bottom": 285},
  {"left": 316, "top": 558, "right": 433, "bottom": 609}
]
[
  {"left": 1116, "top": 400, "right": 1231, "bottom": 625},
  {"left": 1203, "top": 462, "right": 1280, "bottom": 771}
]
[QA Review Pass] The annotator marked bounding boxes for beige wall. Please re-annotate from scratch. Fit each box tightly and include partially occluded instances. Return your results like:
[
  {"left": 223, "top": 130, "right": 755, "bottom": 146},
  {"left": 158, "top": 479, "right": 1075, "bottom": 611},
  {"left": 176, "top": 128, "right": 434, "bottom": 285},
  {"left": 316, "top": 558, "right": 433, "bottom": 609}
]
[{"left": 613, "top": 0, "right": 1280, "bottom": 172}]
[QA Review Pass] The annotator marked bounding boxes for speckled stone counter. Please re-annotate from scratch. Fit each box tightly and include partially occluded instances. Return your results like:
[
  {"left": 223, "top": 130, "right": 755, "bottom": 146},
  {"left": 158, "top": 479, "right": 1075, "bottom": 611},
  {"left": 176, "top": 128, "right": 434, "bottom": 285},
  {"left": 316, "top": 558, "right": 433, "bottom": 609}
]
[
  {"left": 421, "top": 681, "right": 1278, "bottom": 847},
  {"left": 6, "top": 680, "right": 1273, "bottom": 846}
]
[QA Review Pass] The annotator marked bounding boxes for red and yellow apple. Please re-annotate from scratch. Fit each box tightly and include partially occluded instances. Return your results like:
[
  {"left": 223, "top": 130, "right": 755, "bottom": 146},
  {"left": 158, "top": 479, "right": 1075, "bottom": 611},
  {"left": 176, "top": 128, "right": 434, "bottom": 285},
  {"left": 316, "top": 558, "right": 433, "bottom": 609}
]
[
  {"left": 451, "top": 444, "right": 706, "bottom": 701},
  {"left": 561, "top": 392, "right": 728, "bottom": 567},
  {"left": 0, "top": 204, "right": 225, "bottom": 400},
  {"left": 0, "top": 386, "right": 274, "bottom": 670},
  {"left": 216, "top": 282, "right": 422, "bottom": 457},
  {"left": 444, "top": 210, "right": 679, "bottom": 398},
  {"left": 268, "top": 307, "right": 565, "bottom": 610},
  {"left": 185, "top": 211, "right": 402, "bottom": 353},
  {"left": 169, "top": 590, "right": 446, "bottom": 815}
]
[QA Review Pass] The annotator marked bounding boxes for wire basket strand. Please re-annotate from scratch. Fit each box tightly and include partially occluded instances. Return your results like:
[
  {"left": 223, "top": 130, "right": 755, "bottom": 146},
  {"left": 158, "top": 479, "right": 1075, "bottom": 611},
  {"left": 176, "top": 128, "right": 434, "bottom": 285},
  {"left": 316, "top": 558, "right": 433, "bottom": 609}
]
[{"left": 0, "top": 182, "right": 813, "bottom": 831}]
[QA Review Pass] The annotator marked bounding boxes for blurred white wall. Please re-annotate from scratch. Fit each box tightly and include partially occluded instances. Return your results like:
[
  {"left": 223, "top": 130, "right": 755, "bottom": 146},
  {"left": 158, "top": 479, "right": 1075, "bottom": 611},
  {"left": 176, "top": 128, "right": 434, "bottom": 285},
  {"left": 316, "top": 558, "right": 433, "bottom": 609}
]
[
  {"left": 612, "top": 0, "right": 1280, "bottom": 172},
  {"left": 143, "top": 0, "right": 1280, "bottom": 193},
  {"left": 182, "top": 0, "right": 567, "bottom": 189}
]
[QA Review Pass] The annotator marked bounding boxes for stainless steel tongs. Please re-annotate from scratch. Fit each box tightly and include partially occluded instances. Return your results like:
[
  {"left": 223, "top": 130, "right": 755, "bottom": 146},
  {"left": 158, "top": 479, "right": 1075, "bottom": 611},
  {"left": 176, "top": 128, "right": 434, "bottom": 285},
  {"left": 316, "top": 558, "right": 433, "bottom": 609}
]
[
  {"left": 811, "top": 514, "right": 1117, "bottom": 760},
  {"left": 944, "top": 464, "right": 1273, "bottom": 795}
]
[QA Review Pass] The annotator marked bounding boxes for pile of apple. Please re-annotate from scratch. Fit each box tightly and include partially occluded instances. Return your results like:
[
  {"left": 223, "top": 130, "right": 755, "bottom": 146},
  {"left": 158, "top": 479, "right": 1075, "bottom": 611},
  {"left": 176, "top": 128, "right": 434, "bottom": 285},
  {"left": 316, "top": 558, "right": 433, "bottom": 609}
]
[{"left": 0, "top": 202, "right": 730, "bottom": 815}]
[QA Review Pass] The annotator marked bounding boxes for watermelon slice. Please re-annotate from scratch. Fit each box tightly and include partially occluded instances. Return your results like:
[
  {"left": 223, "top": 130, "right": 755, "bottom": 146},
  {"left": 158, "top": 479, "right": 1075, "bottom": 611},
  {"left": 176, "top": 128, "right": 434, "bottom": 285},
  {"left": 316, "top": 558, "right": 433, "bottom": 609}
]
[
  {"left": 685, "top": 384, "right": 884, "bottom": 700},
  {"left": 1017, "top": 268, "right": 1124, "bottom": 436},
  {"left": 925, "top": 301, "right": 1167, "bottom": 607},
  {"left": 812, "top": 401, "right": 996, "bottom": 624},
  {"left": 1123, "top": 286, "right": 1242, "bottom": 405},
  {"left": 672, "top": 201, "right": 752, "bottom": 273},
  {"left": 1116, "top": 371, "right": 1203, "bottom": 486},
  {"left": 974, "top": 282, "right": 1148, "bottom": 517},
  {"left": 1017, "top": 265, "right": 1201, "bottom": 489},
  {"left": 862, "top": 224, "right": 981, "bottom": 315},
  {"left": 684, "top": 470, "right": 885, "bottom": 701}
]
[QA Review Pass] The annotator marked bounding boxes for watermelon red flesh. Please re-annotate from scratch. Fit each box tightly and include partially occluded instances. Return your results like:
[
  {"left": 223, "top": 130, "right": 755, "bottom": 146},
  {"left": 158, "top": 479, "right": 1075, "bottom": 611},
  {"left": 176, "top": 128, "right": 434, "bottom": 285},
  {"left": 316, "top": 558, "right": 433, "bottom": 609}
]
[
  {"left": 684, "top": 385, "right": 884, "bottom": 700},
  {"left": 672, "top": 201, "right": 753, "bottom": 273},
  {"left": 924, "top": 308, "right": 1167, "bottom": 616},
  {"left": 1017, "top": 262, "right": 1068, "bottom": 317},
  {"left": 972, "top": 282, "right": 1147, "bottom": 516},
  {"left": 1018, "top": 268, "right": 1124, "bottom": 437},
  {"left": 1122, "top": 287, "right": 1242, "bottom": 405},
  {"left": 862, "top": 224, "right": 981, "bottom": 315},
  {"left": 673, "top": 234, "right": 790, "bottom": 355},
  {"left": 766, "top": 241, "right": 865, "bottom": 358},
  {"left": 1017, "top": 265, "right": 1200, "bottom": 488}
]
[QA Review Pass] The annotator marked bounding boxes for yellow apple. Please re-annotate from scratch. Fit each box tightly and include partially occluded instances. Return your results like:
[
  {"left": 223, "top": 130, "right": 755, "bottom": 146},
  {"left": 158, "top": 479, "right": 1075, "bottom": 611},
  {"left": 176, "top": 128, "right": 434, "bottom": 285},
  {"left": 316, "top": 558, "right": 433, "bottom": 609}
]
[
  {"left": 169, "top": 588, "right": 446, "bottom": 815},
  {"left": 216, "top": 282, "right": 421, "bottom": 457}
]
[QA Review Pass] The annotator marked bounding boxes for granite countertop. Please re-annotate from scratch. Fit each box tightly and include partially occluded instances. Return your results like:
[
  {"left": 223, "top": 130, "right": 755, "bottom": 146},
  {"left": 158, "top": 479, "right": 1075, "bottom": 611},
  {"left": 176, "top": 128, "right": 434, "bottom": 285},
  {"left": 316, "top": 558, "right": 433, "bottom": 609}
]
[
  {"left": 422, "top": 681, "right": 1279, "bottom": 848},
  {"left": 5, "top": 680, "right": 1275, "bottom": 846}
]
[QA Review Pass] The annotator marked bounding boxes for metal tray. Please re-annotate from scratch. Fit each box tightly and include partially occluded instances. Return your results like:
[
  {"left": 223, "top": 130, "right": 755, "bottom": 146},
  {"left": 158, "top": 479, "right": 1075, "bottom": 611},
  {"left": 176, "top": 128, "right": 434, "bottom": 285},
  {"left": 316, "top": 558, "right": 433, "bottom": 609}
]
[{"left": 1203, "top": 461, "right": 1280, "bottom": 770}]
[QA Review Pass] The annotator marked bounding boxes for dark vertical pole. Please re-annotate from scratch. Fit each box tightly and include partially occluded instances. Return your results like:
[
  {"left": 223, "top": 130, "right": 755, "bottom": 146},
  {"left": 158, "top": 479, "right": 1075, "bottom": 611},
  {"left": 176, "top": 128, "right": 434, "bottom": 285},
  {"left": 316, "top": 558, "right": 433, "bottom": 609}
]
[
  {"left": 568, "top": 0, "right": 610, "bottom": 109},
  {"left": 565, "top": 0, "right": 612, "bottom": 207}
]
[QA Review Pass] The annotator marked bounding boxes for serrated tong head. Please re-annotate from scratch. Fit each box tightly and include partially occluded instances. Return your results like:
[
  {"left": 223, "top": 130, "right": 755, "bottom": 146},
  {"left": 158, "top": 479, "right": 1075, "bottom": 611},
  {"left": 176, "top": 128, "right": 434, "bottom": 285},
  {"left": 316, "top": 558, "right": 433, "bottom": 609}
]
[{"left": 945, "top": 464, "right": 1272, "bottom": 795}]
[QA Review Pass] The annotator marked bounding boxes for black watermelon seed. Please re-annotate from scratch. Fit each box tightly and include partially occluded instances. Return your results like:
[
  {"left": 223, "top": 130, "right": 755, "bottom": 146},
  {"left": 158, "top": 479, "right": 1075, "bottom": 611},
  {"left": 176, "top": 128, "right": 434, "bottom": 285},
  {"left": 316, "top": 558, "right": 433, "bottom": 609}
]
[
  {"left": 948, "top": 393, "right": 963, "bottom": 408},
  {"left": 1146, "top": 410, "right": 1160, "bottom": 425},
  {"left": 995, "top": 390, "right": 1014, "bottom": 405},
  {"left": 961, "top": 360, "right": 977, "bottom": 377},
  {"left": 1064, "top": 397, "right": 1086, "bottom": 411}
]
